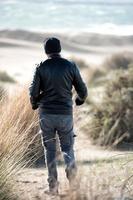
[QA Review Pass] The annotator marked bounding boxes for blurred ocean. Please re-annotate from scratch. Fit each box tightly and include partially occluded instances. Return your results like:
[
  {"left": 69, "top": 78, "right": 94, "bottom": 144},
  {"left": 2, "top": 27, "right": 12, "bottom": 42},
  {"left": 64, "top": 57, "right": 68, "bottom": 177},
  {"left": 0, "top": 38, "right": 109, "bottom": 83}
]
[{"left": 0, "top": 0, "right": 133, "bottom": 35}]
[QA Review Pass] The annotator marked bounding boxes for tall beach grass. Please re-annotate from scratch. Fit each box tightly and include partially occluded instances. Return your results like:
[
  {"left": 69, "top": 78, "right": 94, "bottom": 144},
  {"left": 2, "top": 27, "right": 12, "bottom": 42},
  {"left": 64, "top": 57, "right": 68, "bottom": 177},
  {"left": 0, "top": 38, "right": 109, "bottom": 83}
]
[{"left": 0, "top": 88, "right": 39, "bottom": 199}]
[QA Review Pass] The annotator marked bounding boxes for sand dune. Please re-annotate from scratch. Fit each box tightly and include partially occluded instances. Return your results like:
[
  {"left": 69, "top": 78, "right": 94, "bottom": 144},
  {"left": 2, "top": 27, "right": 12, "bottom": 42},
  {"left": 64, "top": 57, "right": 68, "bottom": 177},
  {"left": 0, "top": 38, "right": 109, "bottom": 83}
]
[
  {"left": 1, "top": 29, "right": 133, "bottom": 84},
  {"left": 1, "top": 29, "right": 133, "bottom": 47},
  {"left": 1, "top": 29, "right": 133, "bottom": 55}
]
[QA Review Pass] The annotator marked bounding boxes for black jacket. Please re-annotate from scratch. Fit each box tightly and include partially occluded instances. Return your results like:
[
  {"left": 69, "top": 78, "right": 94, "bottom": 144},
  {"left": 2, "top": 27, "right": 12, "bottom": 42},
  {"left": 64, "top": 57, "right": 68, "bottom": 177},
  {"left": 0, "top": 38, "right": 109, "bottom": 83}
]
[{"left": 29, "top": 55, "right": 88, "bottom": 115}]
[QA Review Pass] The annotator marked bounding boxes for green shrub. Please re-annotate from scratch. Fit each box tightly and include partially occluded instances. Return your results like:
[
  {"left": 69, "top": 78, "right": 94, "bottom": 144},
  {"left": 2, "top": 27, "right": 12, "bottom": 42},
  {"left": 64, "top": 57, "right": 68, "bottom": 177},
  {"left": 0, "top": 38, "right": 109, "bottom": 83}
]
[{"left": 85, "top": 68, "right": 133, "bottom": 147}]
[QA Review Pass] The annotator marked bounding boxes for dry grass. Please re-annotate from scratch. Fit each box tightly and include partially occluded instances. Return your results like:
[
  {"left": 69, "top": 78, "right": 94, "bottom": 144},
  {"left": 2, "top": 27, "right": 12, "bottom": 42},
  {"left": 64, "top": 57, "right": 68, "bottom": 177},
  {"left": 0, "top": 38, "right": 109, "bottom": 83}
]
[
  {"left": 87, "top": 53, "right": 133, "bottom": 87},
  {"left": 0, "top": 85, "right": 5, "bottom": 100},
  {"left": 87, "top": 68, "right": 107, "bottom": 86},
  {"left": 57, "top": 153, "right": 132, "bottom": 200},
  {"left": 69, "top": 57, "right": 89, "bottom": 69},
  {"left": 103, "top": 52, "right": 133, "bottom": 70},
  {"left": 0, "top": 88, "right": 40, "bottom": 200}
]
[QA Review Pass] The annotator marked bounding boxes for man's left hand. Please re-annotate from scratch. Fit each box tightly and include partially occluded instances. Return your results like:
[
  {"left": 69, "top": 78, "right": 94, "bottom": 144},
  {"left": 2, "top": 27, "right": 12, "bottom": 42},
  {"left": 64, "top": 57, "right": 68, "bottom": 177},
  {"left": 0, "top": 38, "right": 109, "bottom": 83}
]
[{"left": 75, "top": 96, "right": 84, "bottom": 106}]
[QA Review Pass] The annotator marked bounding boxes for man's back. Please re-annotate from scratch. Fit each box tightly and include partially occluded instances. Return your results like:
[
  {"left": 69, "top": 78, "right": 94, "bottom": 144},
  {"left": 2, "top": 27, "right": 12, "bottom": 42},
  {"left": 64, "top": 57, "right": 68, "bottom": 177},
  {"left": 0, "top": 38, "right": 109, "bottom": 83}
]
[
  {"left": 29, "top": 37, "right": 88, "bottom": 195},
  {"left": 30, "top": 55, "right": 87, "bottom": 115}
]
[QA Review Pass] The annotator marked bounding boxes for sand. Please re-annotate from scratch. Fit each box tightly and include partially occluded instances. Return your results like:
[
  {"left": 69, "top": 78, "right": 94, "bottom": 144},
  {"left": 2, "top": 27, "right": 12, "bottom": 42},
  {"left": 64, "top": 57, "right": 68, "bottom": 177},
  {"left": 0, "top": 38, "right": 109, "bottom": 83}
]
[{"left": 1, "top": 30, "right": 133, "bottom": 84}]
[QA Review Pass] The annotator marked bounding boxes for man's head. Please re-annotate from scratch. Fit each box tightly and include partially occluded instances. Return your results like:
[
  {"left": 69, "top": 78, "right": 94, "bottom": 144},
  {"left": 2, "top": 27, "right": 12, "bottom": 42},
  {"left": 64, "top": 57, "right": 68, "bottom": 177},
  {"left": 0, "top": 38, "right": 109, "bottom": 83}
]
[{"left": 44, "top": 37, "right": 61, "bottom": 56}]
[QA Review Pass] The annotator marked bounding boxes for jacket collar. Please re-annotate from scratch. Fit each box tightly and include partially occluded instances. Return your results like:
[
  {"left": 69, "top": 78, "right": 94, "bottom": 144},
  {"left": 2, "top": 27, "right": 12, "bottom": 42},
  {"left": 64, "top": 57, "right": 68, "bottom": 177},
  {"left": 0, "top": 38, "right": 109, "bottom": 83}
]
[{"left": 49, "top": 53, "right": 61, "bottom": 59}]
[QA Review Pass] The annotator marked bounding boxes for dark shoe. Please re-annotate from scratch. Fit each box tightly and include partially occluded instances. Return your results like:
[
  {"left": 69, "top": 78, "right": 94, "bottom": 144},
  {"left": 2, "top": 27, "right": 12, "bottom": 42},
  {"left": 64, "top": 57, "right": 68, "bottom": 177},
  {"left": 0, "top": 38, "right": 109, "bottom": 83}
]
[
  {"left": 66, "top": 165, "right": 77, "bottom": 181},
  {"left": 45, "top": 180, "right": 59, "bottom": 196},
  {"left": 45, "top": 187, "right": 59, "bottom": 196}
]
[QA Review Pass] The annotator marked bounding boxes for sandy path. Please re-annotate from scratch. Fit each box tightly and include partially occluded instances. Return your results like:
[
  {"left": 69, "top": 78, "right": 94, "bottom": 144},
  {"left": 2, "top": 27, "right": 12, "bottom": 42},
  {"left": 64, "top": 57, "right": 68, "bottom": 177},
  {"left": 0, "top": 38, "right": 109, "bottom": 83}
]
[
  {"left": 15, "top": 104, "right": 127, "bottom": 200},
  {"left": 16, "top": 133, "right": 127, "bottom": 200}
]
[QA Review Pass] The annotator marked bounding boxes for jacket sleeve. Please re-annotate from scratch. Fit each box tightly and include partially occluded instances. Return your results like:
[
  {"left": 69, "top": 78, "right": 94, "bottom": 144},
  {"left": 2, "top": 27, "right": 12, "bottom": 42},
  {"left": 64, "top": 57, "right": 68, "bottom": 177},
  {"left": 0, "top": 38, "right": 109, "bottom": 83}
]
[
  {"left": 72, "top": 62, "right": 88, "bottom": 101},
  {"left": 29, "top": 66, "right": 41, "bottom": 109}
]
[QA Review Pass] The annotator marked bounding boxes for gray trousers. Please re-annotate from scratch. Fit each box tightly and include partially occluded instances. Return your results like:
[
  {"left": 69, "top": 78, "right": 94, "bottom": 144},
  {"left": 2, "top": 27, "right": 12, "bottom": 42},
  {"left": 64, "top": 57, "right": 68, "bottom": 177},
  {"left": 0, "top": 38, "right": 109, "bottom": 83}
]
[{"left": 39, "top": 110, "right": 77, "bottom": 189}]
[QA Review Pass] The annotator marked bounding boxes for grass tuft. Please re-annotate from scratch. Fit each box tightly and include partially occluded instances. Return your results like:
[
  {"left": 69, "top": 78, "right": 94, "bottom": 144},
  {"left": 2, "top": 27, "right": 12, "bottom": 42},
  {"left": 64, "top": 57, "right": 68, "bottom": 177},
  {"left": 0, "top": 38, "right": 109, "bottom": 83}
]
[
  {"left": 103, "top": 52, "right": 133, "bottom": 70},
  {"left": 0, "top": 71, "right": 16, "bottom": 83},
  {"left": 0, "top": 88, "right": 40, "bottom": 199}
]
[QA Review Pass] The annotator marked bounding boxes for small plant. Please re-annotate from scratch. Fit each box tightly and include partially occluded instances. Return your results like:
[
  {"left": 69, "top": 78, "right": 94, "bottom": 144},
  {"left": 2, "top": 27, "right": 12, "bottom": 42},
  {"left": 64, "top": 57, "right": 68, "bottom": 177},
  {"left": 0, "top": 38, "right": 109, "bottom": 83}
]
[{"left": 0, "top": 71, "right": 16, "bottom": 83}]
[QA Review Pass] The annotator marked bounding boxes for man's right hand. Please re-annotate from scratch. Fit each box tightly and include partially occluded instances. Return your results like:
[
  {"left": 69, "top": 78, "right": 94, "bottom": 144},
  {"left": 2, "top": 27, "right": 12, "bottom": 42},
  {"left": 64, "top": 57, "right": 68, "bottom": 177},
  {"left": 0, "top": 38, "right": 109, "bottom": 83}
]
[{"left": 32, "top": 104, "right": 38, "bottom": 110}]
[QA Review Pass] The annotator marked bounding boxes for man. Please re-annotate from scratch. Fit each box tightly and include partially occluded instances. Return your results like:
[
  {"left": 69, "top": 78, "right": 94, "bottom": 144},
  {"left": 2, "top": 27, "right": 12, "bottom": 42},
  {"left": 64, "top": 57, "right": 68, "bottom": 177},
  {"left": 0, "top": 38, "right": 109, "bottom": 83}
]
[{"left": 29, "top": 37, "right": 88, "bottom": 195}]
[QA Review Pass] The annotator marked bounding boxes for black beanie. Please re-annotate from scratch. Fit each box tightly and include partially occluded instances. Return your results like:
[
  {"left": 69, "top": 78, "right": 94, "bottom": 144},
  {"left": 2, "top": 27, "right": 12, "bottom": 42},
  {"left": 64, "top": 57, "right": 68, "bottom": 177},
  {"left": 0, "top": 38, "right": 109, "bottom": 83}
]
[{"left": 44, "top": 37, "right": 61, "bottom": 54}]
